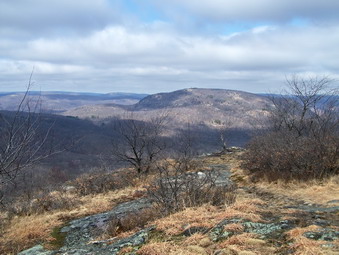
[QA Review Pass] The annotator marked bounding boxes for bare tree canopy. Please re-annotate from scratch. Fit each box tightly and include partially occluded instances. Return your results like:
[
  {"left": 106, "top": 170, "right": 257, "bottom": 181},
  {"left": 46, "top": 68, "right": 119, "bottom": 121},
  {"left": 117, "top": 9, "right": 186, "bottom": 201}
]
[
  {"left": 270, "top": 75, "right": 338, "bottom": 137},
  {"left": 0, "top": 75, "right": 53, "bottom": 204},
  {"left": 244, "top": 75, "right": 339, "bottom": 181},
  {"left": 110, "top": 113, "right": 168, "bottom": 174}
]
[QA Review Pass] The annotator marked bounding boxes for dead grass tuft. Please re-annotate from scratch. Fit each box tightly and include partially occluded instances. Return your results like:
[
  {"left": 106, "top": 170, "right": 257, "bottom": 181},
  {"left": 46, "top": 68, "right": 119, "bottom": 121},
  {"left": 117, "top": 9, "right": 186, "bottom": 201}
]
[
  {"left": 0, "top": 214, "right": 63, "bottom": 254},
  {"left": 218, "top": 233, "right": 277, "bottom": 255},
  {"left": 255, "top": 175, "right": 339, "bottom": 206},
  {"left": 103, "top": 207, "right": 160, "bottom": 239},
  {"left": 231, "top": 199, "right": 265, "bottom": 213},
  {"left": 154, "top": 198, "right": 263, "bottom": 236},
  {"left": 118, "top": 246, "right": 135, "bottom": 254},
  {"left": 221, "top": 233, "right": 258, "bottom": 246},
  {"left": 224, "top": 223, "right": 245, "bottom": 233},
  {"left": 286, "top": 225, "right": 336, "bottom": 255},
  {"left": 0, "top": 187, "right": 136, "bottom": 254},
  {"left": 214, "top": 152, "right": 339, "bottom": 207},
  {"left": 291, "top": 239, "right": 327, "bottom": 255},
  {"left": 182, "top": 233, "right": 206, "bottom": 246},
  {"left": 137, "top": 241, "right": 206, "bottom": 255},
  {"left": 155, "top": 205, "right": 220, "bottom": 235}
]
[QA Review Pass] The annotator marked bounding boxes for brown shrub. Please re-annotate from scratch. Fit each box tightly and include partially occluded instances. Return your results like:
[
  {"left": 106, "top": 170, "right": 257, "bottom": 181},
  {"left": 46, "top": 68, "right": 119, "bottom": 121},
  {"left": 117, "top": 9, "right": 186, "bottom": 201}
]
[
  {"left": 148, "top": 162, "right": 237, "bottom": 214},
  {"left": 71, "top": 169, "right": 138, "bottom": 196},
  {"left": 243, "top": 132, "right": 339, "bottom": 182},
  {"left": 243, "top": 75, "right": 339, "bottom": 182},
  {"left": 105, "top": 208, "right": 160, "bottom": 237},
  {"left": 6, "top": 190, "right": 79, "bottom": 216}
]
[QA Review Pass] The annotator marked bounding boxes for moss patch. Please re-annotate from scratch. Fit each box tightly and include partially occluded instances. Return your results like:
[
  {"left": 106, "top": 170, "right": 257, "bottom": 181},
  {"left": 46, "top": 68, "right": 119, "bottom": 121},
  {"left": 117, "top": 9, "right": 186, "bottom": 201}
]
[{"left": 47, "top": 226, "right": 66, "bottom": 250}]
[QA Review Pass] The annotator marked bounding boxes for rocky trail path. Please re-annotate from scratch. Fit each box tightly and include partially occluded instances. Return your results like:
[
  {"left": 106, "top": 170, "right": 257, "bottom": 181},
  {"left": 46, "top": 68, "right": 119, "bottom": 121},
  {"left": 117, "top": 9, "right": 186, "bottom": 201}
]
[
  {"left": 241, "top": 186, "right": 339, "bottom": 254},
  {"left": 18, "top": 160, "right": 339, "bottom": 255}
]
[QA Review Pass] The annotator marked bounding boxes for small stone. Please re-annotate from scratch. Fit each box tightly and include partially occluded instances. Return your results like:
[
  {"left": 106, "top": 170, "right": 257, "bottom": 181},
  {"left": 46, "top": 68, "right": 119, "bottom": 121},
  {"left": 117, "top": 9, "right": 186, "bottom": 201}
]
[
  {"left": 199, "top": 237, "right": 213, "bottom": 247},
  {"left": 313, "top": 219, "right": 329, "bottom": 227},
  {"left": 303, "top": 232, "right": 322, "bottom": 240},
  {"left": 314, "top": 215, "right": 324, "bottom": 219}
]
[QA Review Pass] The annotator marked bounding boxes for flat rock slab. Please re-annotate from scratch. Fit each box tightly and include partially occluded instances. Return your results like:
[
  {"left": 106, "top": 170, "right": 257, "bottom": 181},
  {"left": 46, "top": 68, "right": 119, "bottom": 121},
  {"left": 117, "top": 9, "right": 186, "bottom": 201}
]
[
  {"left": 19, "top": 198, "right": 153, "bottom": 255},
  {"left": 303, "top": 229, "right": 339, "bottom": 241},
  {"left": 18, "top": 245, "right": 57, "bottom": 255},
  {"left": 57, "top": 226, "right": 155, "bottom": 255},
  {"left": 286, "top": 205, "right": 339, "bottom": 213},
  {"left": 19, "top": 166, "right": 234, "bottom": 254},
  {"left": 209, "top": 218, "right": 294, "bottom": 241},
  {"left": 61, "top": 198, "right": 152, "bottom": 247}
]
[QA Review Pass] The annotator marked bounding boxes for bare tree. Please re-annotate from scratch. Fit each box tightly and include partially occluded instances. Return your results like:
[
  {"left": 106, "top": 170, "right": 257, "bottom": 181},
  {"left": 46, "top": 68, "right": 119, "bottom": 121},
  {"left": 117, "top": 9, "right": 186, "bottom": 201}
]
[
  {"left": 0, "top": 75, "right": 53, "bottom": 204},
  {"left": 148, "top": 159, "right": 236, "bottom": 214},
  {"left": 110, "top": 113, "right": 168, "bottom": 174},
  {"left": 172, "top": 122, "right": 198, "bottom": 172},
  {"left": 270, "top": 75, "right": 337, "bottom": 137},
  {"left": 219, "top": 116, "right": 236, "bottom": 152},
  {"left": 243, "top": 75, "right": 339, "bottom": 180}
]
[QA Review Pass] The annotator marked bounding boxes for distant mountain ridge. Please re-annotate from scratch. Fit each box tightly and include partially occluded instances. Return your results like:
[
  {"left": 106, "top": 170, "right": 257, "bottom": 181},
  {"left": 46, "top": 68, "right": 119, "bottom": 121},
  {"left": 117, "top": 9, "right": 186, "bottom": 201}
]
[
  {"left": 0, "top": 88, "right": 273, "bottom": 169},
  {"left": 57, "top": 88, "right": 271, "bottom": 152},
  {"left": 63, "top": 88, "right": 271, "bottom": 132},
  {"left": 133, "top": 88, "right": 268, "bottom": 110},
  {"left": 0, "top": 91, "right": 148, "bottom": 112}
]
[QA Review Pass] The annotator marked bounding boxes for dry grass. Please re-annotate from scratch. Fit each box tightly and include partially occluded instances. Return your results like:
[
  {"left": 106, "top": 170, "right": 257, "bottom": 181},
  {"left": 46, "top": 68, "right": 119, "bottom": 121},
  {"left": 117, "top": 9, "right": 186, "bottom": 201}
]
[
  {"left": 154, "top": 198, "right": 263, "bottom": 236},
  {"left": 287, "top": 225, "right": 339, "bottom": 255},
  {"left": 98, "top": 207, "right": 161, "bottom": 241},
  {"left": 182, "top": 233, "right": 210, "bottom": 246},
  {"left": 218, "top": 233, "right": 277, "bottom": 254},
  {"left": 139, "top": 194, "right": 269, "bottom": 254},
  {"left": 211, "top": 152, "right": 339, "bottom": 206},
  {"left": 255, "top": 175, "right": 339, "bottom": 206},
  {"left": 0, "top": 187, "right": 137, "bottom": 254},
  {"left": 154, "top": 204, "right": 221, "bottom": 235},
  {"left": 137, "top": 241, "right": 207, "bottom": 255},
  {"left": 137, "top": 232, "right": 277, "bottom": 255},
  {"left": 220, "top": 232, "right": 258, "bottom": 246},
  {"left": 2, "top": 152, "right": 338, "bottom": 255},
  {"left": 224, "top": 223, "right": 245, "bottom": 233},
  {"left": 140, "top": 153, "right": 338, "bottom": 255},
  {"left": 0, "top": 213, "right": 63, "bottom": 254},
  {"left": 219, "top": 199, "right": 265, "bottom": 222}
]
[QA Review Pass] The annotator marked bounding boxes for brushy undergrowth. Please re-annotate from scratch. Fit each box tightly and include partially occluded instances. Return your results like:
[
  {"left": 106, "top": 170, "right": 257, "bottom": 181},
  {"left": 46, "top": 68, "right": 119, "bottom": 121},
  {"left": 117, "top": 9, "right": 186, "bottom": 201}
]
[{"left": 242, "top": 132, "right": 339, "bottom": 182}]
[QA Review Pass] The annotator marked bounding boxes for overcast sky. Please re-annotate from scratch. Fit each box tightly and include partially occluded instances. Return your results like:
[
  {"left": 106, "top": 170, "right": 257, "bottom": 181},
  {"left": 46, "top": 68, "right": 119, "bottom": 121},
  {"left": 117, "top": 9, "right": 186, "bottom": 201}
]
[{"left": 1, "top": 0, "right": 339, "bottom": 94}]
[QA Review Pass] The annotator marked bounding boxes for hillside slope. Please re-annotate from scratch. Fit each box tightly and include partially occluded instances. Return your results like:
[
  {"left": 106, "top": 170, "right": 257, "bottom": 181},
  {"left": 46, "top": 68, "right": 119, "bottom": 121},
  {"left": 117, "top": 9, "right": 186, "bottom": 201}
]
[
  {"left": 9, "top": 151, "right": 339, "bottom": 255},
  {"left": 62, "top": 88, "right": 271, "bottom": 150},
  {"left": 134, "top": 88, "right": 270, "bottom": 127}
]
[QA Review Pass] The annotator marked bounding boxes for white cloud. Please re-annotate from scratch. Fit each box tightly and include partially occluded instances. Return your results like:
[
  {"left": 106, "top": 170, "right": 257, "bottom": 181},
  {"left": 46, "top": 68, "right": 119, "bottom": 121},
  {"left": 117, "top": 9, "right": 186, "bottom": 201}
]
[
  {"left": 159, "top": 0, "right": 339, "bottom": 23},
  {"left": 1, "top": 23, "right": 338, "bottom": 93},
  {"left": 0, "top": 0, "right": 119, "bottom": 38},
  {"left": 0, "top": 1, "right": 338, "bottom": 93}
]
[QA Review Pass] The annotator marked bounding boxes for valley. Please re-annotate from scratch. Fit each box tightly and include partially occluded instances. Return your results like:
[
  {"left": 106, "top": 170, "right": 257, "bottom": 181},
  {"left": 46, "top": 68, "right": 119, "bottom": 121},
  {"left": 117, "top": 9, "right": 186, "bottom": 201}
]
[{"left": 0, "top": 86, "right": 338, "bottom": 254}]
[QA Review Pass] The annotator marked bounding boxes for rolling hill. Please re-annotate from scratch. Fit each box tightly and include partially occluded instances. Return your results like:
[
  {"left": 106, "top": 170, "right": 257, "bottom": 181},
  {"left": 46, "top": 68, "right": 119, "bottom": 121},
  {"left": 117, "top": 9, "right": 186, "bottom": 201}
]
[
  {"left": 0, "top": 88, "right": 272, "bottom": 173},
  {"left": 0, "top": 91, "right": 147, "bottom": 113},
  {"left": 61, "top": 88, "right": 272, "bottom": 149},
  {"left": 63, "top": 88, "right": 271, "bottom": 128}
]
